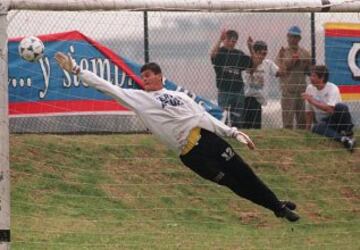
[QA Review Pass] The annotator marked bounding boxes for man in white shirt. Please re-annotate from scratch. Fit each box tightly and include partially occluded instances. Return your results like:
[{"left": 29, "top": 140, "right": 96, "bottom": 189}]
[
  {"left": 302, "top": 65, "right": 355, "bottom": 152},
  {"left": 55, "top": 52, "right": 300, "bottom": 222},
  {"left": 243, "top": 40, "right": 282, "bottom": 128}
]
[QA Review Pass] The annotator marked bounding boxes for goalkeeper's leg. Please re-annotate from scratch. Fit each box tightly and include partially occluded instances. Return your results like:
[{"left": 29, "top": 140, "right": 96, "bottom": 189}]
[
  {"left": 217, "top": 156, "right": 299, "bottom": 221},
  {"left": 180, "top": 129, "right": 299, "bottom": 222}
]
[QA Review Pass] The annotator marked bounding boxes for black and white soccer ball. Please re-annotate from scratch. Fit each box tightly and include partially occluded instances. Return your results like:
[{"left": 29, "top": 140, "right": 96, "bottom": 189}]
[{"left": 18, "top": 36, "right": 45, "bottom": 62}]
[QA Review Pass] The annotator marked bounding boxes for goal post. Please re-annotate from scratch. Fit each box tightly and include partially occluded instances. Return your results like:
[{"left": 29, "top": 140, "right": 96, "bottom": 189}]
[
  {"left": 1, "top": 0, "right": 360, "bottom": 249},
  {"left": 0, "top": 2, "right": 10, "bottom": 249},
  {"left": 7, "top": 0, "right": 360, "bottom": 12}
]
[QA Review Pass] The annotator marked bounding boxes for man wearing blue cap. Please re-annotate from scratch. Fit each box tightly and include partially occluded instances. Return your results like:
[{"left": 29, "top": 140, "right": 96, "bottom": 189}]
[{"left": 276, "top": 26, "right": 311, "bottom": 129}]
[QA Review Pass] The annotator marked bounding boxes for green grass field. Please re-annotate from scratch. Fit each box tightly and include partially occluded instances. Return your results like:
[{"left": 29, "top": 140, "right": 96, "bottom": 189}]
[{"left": 10, "top": 130, "right": 360, "bottom": 249}]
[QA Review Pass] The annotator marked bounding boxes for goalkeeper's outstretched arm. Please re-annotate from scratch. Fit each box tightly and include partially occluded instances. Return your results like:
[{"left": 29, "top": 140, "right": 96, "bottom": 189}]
[
  {"left": 55, "top": 52, "right": 139, "bottom": 109},
  {"left": 202, "top": 111, "right": 256, "bottom": 150}
]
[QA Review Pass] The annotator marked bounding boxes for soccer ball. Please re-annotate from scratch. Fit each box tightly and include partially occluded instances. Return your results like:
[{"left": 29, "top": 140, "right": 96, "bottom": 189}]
[{"left": 18, "top": 36, "right": 45, "bottom": 62}]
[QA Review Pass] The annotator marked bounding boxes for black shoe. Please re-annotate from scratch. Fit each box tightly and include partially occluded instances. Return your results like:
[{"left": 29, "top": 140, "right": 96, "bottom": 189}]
[
  {"left": 343, "top": 137, "right": 356, "bottom": 152},
  {"left": 341, "top": 130, "right": 354, "bottom": 138},
  {"left": 275, "top": 205, "right": 300, "bottom": 222},
  {"left": 280, "top": 200, "right": 297, "bottom": 210}
]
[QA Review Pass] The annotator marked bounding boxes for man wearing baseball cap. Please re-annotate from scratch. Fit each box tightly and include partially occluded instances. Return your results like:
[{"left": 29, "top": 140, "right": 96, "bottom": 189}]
[
  {"left": 288, "top": 25, "right": 302, "bottom": 36},
  {"left": 276, "top": 25, "right": 311, "bottom": 129}
]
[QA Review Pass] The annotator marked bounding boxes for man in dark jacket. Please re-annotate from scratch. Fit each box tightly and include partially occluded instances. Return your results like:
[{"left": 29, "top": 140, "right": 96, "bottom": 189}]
[{"left": 211, "top": 30, "right": 252, "bottom": 128}]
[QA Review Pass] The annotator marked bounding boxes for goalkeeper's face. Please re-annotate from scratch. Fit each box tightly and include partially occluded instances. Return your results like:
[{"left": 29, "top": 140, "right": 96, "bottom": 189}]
[{"left": 141, "top": 69, "right": 163, "bottom": 92}]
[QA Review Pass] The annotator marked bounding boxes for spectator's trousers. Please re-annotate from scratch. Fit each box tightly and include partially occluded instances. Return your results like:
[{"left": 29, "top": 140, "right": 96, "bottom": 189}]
[
  {"left": 281, "top": 93, "right": 306, "bottom": 129},
  {"left": 218, "top": 90, "right": 245, "bottom": 128},
  {"left": 243, "top": 97, "right": 262, "bottom": 129},
  {"left": 312, "top": 103, "right": 354, "bottom": 141}
]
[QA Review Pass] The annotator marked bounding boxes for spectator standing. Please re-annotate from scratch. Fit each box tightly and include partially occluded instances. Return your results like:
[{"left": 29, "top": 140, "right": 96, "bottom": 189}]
[
  {"left": 276, "top": 26, "right": 311, "bottom": 129},
  {"left": 242, "top": 39, "right": 283, "bottom": 129},
  {"left": 211, "top": 30, "right": 252, "bottom": 128}
]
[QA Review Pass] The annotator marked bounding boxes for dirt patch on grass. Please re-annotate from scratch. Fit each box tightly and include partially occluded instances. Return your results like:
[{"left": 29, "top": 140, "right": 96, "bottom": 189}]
[
  {"left": 278, "top": 155, "right": 296, "bottom": 172},
  {"left": 302, "top": 202, "right": 332, "bottom": 223},
  {"left": 340, "top": 187, "right": 360, "bottom": 201}
]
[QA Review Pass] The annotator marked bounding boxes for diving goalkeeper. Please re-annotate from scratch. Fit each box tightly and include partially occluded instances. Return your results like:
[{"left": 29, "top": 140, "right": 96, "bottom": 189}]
[{"left": 55, "top": 52, "right": 299, "bottom": 222}]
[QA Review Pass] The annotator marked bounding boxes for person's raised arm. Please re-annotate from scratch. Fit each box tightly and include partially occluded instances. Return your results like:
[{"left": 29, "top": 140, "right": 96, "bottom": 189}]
[
  {"left": 210, "top": 30, "right": 226, "bottom": 60},
  {"left": 55, "top": 52, "right": 140, "bottom": 110},
  {"left": 276, "top": 46, "right": 299, "bottom": 72},
  {"left": 247, "top": 36, "right": 254, "bottom": 56}
]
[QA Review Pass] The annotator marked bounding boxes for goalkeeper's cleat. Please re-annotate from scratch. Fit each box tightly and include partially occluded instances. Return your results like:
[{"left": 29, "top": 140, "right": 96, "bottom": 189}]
[
  {"left": 280, "top": 200, "right": 297, "bottom": 210},
  {"left": 274, "top": 205, "right": 300, "bottom": 222},
  {"left": 342, "top": 136, "right": 356, "bottom": 153}
]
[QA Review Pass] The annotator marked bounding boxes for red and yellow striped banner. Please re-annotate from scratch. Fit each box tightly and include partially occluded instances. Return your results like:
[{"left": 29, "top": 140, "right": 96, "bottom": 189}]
[{"left": 325, "top": 22, "right": 360, "bottom": 100}]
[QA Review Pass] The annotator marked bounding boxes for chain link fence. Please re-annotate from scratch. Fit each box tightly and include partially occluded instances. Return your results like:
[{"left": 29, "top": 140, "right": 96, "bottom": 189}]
[{"left": 7, "top": 11, "right": 360, "bottom": 132}]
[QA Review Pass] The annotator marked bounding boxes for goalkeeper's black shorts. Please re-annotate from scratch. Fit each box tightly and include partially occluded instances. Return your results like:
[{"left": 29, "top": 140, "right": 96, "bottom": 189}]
[{"left": 180, "top": 128, "right": 244, "bottom": 183}]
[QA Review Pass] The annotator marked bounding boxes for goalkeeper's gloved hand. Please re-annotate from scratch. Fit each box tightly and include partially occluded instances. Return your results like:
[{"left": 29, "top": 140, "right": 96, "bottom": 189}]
[
  {"left": 55, "top": 52, "right": 80, "bottom": 75},
  {"left": 232, "top": 128, "right": 256, "bottom": 150}
]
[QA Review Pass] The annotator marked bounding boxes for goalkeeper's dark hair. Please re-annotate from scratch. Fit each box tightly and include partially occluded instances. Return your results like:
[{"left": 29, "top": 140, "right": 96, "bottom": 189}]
[
  {"left": 141, "top": 62, "right": 162, "bottom": 75},
  {"left": 311, "top": 65, "right": 329, "bottom": 83}
]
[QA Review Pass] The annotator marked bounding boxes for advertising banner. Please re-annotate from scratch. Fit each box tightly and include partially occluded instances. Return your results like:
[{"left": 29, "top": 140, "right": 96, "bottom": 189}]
[
  {"left": 8, "top": 31, "right": 224, "bottom": 120},
  {"left": 325, "top": 22, "right": 360, "bottom": 100}
]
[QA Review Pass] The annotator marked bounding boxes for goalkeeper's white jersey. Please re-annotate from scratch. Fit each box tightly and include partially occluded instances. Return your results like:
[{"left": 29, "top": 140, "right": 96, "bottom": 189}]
[{"left": 79, "top": 70, "right": 237, "bottom": 154}]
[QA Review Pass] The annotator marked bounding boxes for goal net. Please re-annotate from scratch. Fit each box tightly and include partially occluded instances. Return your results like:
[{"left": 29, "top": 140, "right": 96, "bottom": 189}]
[
  {"left": 6, "top": 10, "right": 360, "bottom": 132},
  {"left": 1, "top": 1, "right": 359, "bottom": 249}
]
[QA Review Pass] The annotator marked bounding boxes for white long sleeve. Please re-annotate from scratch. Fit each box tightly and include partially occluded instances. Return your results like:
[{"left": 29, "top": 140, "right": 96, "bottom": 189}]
[
  {"left": 198, "top": 111, "right": 237, "bottom": 137},
  {"left": 79, "top": 70, "right": 142, "bottom": 110},
  {"left": 79, "top": 70, "right": 239, "bottom": 154}
]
